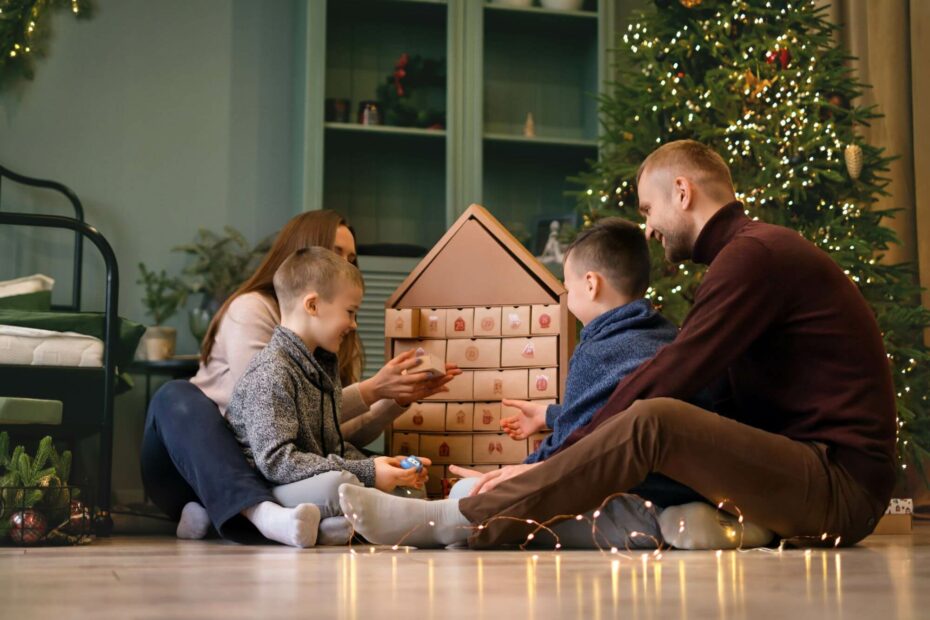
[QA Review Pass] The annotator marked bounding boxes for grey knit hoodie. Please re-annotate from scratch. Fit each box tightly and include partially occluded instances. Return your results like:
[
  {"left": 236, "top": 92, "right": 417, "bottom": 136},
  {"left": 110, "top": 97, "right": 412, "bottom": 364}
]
[{"left": 226, "top": 325, "right": 376, "bottom": 486}]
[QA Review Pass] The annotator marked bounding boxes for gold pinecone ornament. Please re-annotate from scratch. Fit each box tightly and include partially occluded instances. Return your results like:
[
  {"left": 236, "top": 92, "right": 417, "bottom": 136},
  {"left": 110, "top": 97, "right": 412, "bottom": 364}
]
[{"left": 845, "top": 144, "right": 863, "bottom": 180}]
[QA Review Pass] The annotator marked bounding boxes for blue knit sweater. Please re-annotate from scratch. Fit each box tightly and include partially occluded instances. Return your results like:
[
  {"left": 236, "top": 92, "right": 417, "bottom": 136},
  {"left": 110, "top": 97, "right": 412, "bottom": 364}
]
[{"left": 525, "top": 299, "right": 678, "bottom": 463}]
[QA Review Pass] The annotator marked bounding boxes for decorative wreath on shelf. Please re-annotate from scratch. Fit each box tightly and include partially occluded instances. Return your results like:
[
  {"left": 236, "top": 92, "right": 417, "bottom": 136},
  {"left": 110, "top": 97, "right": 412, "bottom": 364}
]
[{"left": 376, "top": 52, "right": 446, "bottom": 129}]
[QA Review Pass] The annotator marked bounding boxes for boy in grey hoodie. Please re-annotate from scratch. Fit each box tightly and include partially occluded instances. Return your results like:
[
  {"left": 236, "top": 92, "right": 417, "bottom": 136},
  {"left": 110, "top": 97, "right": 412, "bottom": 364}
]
[{"left": 226, "top": 247, "right": 429, "bottom": 545}]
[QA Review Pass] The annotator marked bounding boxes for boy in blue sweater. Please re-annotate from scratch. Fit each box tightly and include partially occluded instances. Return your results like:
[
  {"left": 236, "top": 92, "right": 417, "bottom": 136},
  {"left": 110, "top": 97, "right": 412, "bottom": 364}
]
[{"left": 500, "top": 217, "right": 678, "bottom": 463}]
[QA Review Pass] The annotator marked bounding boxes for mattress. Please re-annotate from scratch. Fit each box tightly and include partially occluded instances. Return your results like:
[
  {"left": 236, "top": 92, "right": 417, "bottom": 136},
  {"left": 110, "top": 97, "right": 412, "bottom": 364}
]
[
  {"left": 0, "top": 273, "right": 55, "bottom": 298},
  {"left": 0, "top": 324, "right": 103, "bottom": 367}
]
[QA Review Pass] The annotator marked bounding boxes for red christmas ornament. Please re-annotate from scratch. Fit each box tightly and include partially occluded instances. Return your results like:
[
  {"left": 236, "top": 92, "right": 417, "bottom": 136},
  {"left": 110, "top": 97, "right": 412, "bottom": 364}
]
[
  {"left": 9, "top": 509, "right": 47, "bottom": 545},
  {"left": 778, "top": 48, "right": 790, "bottom": 69},
  {"left": 765, "top": 48, "right": 791, "bottom": 69}
]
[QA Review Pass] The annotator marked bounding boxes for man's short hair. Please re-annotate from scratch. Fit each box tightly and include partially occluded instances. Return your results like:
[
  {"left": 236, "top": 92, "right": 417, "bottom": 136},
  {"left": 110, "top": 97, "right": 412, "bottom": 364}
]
[
  {"left": 636, "top": 140, "right": 735, "bottom": 200},
  {"left": 273, "top": 247, "right": 364, "bottom": 311},
  {"left": 565, "top": 217, "right": 651, "bottom": 298}
]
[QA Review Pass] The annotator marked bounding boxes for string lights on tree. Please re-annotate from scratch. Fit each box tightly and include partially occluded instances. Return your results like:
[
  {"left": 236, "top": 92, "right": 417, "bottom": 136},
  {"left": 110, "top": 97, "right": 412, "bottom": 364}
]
[
  {"left": 573, "top": 0, "right": 930, "bottom": 477},
  {"left": 0, "top": 0, "right": 93, "bottom": 89}
]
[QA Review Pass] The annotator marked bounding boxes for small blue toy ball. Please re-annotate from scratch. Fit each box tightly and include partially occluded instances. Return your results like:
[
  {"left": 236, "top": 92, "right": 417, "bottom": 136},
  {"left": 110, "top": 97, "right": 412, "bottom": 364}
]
[{"left": 400, "top": 455, "right": 423, "bottom": 473}]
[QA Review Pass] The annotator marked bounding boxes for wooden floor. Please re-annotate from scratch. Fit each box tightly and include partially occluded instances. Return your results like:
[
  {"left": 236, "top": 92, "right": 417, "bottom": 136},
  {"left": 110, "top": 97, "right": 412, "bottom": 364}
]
[{"left": 2, "top": 525, "right": 928, "bottom": 619}]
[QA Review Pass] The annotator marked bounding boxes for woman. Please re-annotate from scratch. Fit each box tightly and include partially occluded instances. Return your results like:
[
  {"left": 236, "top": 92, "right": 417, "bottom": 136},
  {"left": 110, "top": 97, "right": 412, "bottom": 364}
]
[{"left": 141, "top": 210, "right": 456, "bottom": 546}]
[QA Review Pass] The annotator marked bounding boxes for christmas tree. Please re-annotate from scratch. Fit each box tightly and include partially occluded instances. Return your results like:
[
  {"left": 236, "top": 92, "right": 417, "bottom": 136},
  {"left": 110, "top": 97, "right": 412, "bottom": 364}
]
[{"left": 573, "top": 0, "right": 930, "bottom": 478}]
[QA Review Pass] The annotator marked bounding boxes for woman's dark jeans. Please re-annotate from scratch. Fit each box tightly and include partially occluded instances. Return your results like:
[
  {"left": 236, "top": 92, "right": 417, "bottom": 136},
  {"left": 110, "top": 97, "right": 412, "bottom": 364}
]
[{"left": 140, "top": 380, "right": 276, "bottom": 542}]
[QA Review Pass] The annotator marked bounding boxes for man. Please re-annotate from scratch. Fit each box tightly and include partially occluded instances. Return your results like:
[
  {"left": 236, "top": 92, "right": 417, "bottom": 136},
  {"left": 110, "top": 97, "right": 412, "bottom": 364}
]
[{"left": 340, "top": 140, "right": 896, "bottom": 548}]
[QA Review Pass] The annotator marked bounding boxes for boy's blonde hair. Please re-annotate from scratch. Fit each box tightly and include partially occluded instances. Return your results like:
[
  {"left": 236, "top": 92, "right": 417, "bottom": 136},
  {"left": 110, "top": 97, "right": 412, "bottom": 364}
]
[
  {"left": 273, "top": 247, "right": 364, "bottom": 311},
  {"left": 636, "top": 139, "right": 735, "bottom": 201}
]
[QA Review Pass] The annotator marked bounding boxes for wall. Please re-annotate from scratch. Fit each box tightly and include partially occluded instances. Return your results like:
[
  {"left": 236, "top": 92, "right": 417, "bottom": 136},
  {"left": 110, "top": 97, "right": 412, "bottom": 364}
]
[{"left": 0, "top": 0, "right": 303, "bottom": 504}]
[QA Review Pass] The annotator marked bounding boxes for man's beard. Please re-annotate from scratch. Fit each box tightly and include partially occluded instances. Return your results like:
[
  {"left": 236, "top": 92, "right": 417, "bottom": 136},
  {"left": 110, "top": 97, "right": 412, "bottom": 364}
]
[{"left": 661, "top": 227, "right": 692, "bottom": 263}]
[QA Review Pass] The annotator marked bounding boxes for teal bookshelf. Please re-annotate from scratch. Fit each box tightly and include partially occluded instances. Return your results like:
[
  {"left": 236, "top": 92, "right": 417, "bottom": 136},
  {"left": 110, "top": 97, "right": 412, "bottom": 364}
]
[{"left": 299, "top": 0, "right": 619, "bottom": 379}]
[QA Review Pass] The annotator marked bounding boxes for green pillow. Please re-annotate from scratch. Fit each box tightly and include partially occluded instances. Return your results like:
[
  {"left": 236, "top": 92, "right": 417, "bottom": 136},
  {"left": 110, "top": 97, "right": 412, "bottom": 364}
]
[{"left": 0, "top": 290, "right": 52, "bottom": 311}]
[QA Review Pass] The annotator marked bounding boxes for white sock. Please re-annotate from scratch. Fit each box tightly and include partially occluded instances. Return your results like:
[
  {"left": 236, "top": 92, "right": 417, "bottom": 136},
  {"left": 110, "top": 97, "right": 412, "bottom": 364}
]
[
  {"left": 242, "top": 501, "right": 321, "bottom": 548},
  {"left": 176, "top": 502, "right": 210, "bottom": 540},
  {"left": 338, "top": 483, "right": 471, "bottom": 548},
  {"left": 318, "top": 516, "right": 353, "bottom": 546},
  {"left": 658, "top": 502, "right": 774, "bottom": 549}
]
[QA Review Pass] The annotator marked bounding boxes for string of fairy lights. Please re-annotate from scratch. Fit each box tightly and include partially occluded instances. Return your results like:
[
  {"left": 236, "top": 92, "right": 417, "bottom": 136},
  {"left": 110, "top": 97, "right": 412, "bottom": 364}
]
[
  {"left": 578, "top": 0, "right": 930, "bottom": 474},
  {"left": 339, "top": 489, "right": 843, "bottom": 561},
  {"left": 1, "top": 0, "right": 88, "bottom": 80}
]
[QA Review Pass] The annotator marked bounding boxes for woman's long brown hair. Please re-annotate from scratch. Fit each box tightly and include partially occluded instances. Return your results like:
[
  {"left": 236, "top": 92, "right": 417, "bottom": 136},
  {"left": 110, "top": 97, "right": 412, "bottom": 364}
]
[{"left": 199, "top": 210, "right": 364, "bottom": 386}]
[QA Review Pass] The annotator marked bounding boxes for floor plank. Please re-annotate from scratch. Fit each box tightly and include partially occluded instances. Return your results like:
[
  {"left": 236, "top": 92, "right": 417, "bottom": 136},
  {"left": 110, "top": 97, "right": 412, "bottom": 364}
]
[{"left": 2, "top": 525, "right": 928, "bottom": 619}]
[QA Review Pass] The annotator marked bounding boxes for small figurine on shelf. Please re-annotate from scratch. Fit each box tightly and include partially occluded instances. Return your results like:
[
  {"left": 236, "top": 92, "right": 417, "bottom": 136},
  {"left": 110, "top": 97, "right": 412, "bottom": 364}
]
[
  {"left": 523, "top": 112, "right": 536, "bottom": 138},
  {"left": 537, "top": 220, "right": 565, "bottom": 266}
]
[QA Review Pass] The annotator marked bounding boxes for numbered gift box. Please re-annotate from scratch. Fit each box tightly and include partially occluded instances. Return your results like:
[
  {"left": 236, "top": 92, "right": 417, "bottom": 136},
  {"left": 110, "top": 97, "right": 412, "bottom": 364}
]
[
  {"left": 531, "top": 304, "right": 560, "bottom": 335},
  {"left": 473, "top": 369, "right": 529, "bottom": 400},
  {"left": 500, "top": 336, "right": 558, "bottom": 368},
  {"left": 418, "top": 308, "right": 447, "bottom": 338},
  {"left": 385, "top": 308, "right": 420, "bottom": 339},
  {"left": 394, "top": 402, "right": 446, "bottom": 432},
  {"left": 473, "top": 307, "right": 502, "bottom": 336},
  {"left": 392, "top": 432, "right": 420, "bottom": 456},
  {"left": 420, "top": 434, "right": 473, "bottom": 465},
  {"left": 445, "top": 308, "right": 474, "bottom": 338},
  {"left": 423, "top": 371, "right": 474, "bottom": 401},
  {"left": 529, "top": 368, "right": 558, "bottom": 399},
  {"left": 500, "top": 305, "right": 531, "bottom": 336},
  {"left": 446, "top": 338, "right": 501, "bottom": 368},
  {"left": 472, "top": 433, "right": 529, "bottom": 465},
  {"left": 445, "top": 403, "right": 474, "bottom": 431},
  {"left": 472, "top": 402, "right": 502, "bottom": 431},
  {"left": 393, "top": 338, "right": 447, "bottom": 362}
]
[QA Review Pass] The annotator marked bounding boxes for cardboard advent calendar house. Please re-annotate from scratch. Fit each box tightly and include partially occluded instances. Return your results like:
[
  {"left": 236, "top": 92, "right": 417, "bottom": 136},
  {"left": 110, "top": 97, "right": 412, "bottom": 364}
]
[{"left": 384, "top": 204, "right": 576, "bottom": 498}]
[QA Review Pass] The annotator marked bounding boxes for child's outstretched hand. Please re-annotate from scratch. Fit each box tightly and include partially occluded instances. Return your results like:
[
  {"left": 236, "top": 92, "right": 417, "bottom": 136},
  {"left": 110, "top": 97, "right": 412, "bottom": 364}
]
[
  {"left": 500, "top": 399, "right": 547, "bottom": 440},
  {"left": 373, "top": 455, "right": 432, "bottom": 492}
]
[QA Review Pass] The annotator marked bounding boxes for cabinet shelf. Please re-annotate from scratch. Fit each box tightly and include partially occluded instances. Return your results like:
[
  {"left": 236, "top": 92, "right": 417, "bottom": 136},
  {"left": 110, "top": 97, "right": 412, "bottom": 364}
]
[
  {"left": 326, "top": 122, "right": 446, "bottom": 140},
  {"left": 484, "top": 3, "right": 598, "bottom": 22},
  {"left": 484, "top": 132, "right": 597, "bottom": 149}
]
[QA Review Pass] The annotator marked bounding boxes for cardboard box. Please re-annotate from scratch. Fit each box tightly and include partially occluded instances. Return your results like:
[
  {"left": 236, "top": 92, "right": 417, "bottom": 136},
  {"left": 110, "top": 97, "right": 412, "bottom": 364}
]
[
  {"left": 446, "top": 308, "right": 474, "bottom": 338},
  {"left": 531, "top": 304, "right": 560, "bottom": 335},
  {"left": 528, "top": 431, "right": 553, "bottom": 454},
  {"left": 473, "top": 369, "right": 529, "bottom": 400},
  {"left": 474, "top": 306, "right": 502, "bottom": 337},
  {"left": 391, "top": 432, "right": 419, "bottom": 456},
  {"left": 871, "top": 513, "right": 912, "bottom": 535},
  {"left": 501, "top": 306, "right": 531, "bottom": 336},
  {"left": 408, "top": 352, "right": 446, "bottom": 379},
  {"left": 423, "top": 370, "right": 474, "bottom": 401},
  {"left": 425, "top": 465, "right": 444, "bottom": 496},
  {"left": 529, "top": 368, "right": 558, "bottom": 399},
  {"left": 500, "top": 336, "right": 558, "bottom": 368},
  {"left": 393, "top": 339, "right": 447, "bottom": 362},
  {"left": 473, "top": 402, "right": 502, "bottom": 431},
  {"left": 385, "top": 308, "right": 419, "bottom": 339},
  {"left": 394, "top": 402, "right": 446, "bottom": 432},
  {"left": 472, "top": 433, "right": 529, "bottom": 464},
  {"left": 418, "top": 308, "right": 447, "bottom": 338},
  {"left": 419, "top": 434, "right": 473, "bottom": 465},
  {"left": 447, "top": 338, "right": 501, "bottom": 369},
  {"left": 445, "top": 402, "right": 474, "bottom": 431}
]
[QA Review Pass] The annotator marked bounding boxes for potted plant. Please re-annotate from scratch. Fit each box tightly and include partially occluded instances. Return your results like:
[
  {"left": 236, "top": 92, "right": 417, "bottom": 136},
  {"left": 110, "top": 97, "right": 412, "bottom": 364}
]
[
  {"left": 173, "top": 227, "right": 267, "bottom": 343},
  {"left": 137, "top": 263, "right": 187, "bottom": 361}
]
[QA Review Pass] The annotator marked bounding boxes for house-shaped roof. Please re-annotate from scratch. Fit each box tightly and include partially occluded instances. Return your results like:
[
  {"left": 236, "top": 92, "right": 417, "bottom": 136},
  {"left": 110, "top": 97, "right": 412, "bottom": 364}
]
[{"left": 386, "top": 204, "right": 566, "bottom": 308}]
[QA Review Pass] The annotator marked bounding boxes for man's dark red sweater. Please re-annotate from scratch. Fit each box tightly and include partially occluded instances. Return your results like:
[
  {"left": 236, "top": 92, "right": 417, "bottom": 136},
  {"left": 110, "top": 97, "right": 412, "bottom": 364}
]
[{"left": 556, "top": 202, "right": 897, "bottom": 504}]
